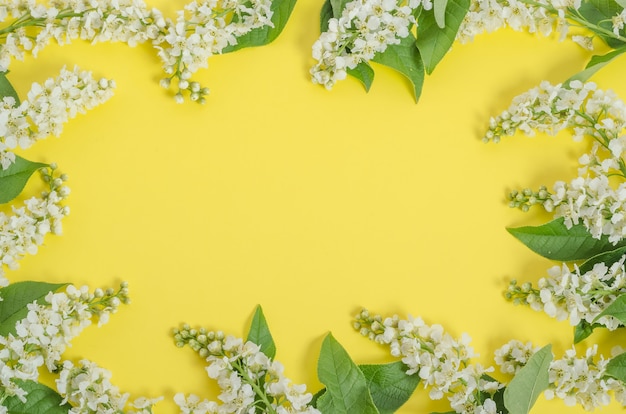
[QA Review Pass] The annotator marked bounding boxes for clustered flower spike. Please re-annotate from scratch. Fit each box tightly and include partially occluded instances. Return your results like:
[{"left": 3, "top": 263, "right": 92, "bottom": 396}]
[
  {"left": 156, "top": 0, "right": 274, "bottom": 103},
  {"left": 0, "top": 165, "right": 69, "bottom": 287},
  {"left": 57, "top": 359, "right": 162, "bottom": 414},
  {"left": 495, "top": 341, "right": 626, "bottom": 410},
  {"left": 506, "top": 257, "right": 626, "bottom": 329},
  {"left": 354, "top": 309, "right": 503, "bottom": 414},
  {"left": 0, "top": 282, "right": 148, "bottom": 408},
  {"left": 172, "top": 325, "right": 320, "bottom": 414},
  {"left": 310, "top": 0, "right": 421, "bottom": 89},
  {"left": 0, "top": 66, "right": 115, "bottom": 170},
  {"left": 0, "top": 0, "right": 275, "bottom": 103},
  {"left": 485, "top": 80, "right": 626, "bottom": 244}
]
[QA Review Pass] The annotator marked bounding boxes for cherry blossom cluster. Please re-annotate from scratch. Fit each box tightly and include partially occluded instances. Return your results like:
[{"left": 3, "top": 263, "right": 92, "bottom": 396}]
[
  {"left": 0, "top": 283, "right": 147, "bottom": 414},
  {"left": 354, "top": 309, "right": 503, "bottom": 414},
  {"left": 57, "top": 359, "right": 162, "bottom": 414},
  {"left": 172, "top": 325, "right": 319, "bottom": 414},
  {"left": 485, "top": 80, "right": 626, "bottom": 244},
  {"left": 0, "top": 66, "right": 115, "bottom": 170},
  {"left": 494, "top": 340, "right": 626, "bottom": 410},
  {"left": 506, "top": 258, "right": 626, "bottom": 330},
  {"left": 310, "top": 0, "right": 421, "bottom": 90},
  {"left": 0, "top": 165, "right": 69, "bottom": 287},
  {"left": 456, "top": 0, "right": 626, "bottom": 49}
]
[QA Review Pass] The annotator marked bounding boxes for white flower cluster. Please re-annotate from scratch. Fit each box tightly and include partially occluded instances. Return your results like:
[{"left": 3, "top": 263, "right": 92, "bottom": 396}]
[
  {"left": 173, "top": 326, "right": 319, "bottom": 414},
  {"left": 310, "top": 0, "right": 421, "bottom": 90},
  {"left": 495, "top": 341, "right": 626, "bottom": 410},
  {"left": 0, "top": 0, "right": 163, "bottom": 71},
  {"left": 456, "top": 0, "right": 571, "bottom": 43},
  {"left": 0, "top": 66, "right": 115, "bottom": 170},
  {"left": 0, "top": 166, "right": 69, "bottom": 287},
  {"left": 156, "top": 0, "right": 274, "bottom": 103},
  {"left": 57, "top": 359, "right": 161, "bottom": 414},
  {"left": 506, "top": 258, "right": 626, "bottom": 329},
  {"left": 0, "top": 282, "right": 130, "bottom": 403},
  {"left": 486, "top": 80, "right": 626, "bottom": 244},
  {"left": 354, "top": 309, "right": 503, "bottom": 414}
]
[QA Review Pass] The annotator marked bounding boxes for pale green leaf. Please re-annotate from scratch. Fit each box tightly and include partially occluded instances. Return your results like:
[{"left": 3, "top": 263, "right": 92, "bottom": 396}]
[
  {"left": 616, "top": 0, "right": 626, "bottom": 8},
  {"left": 347, "top": 62, "right": 375, "bottom": 92},
  {"left": 222, "top": 0, "right": 297, "bottom": 52},
  {"left": 579, "top": 245, "right": 626, "bottom": 274},
  {"left": 504, "top": 345, "right": 552, "bottom": 414},
  {"left": 360, "top": 362, "right": 420, "bottom": 414},
  {"left": 0, "top": 282, "right": 66, "bottom": 336},
  {"left": 372, "top": 34, "right": 424, "bottom": 102},
  {"left": 246, "top": 305, "right": 276, "bottom": 359},
  {"left": 0, "top": 155, "right": 48, "bottom": 204},
  {"left": 567, "top": 46, "right": 626, "bottom": 83},
  {"left": 320, "top": 0, "right": 333, "bottom": 31},
  {"left": 507, "top": 217, "right": 626, "bottom": 261},
  {"left": 605, "top": 351, "right": 626, "bottom": 382},
  {"left": 317, "top": 333, "right": 379, "bottom": 414},
  {"left": 594, "top": 294, "right": 626, "bottom": 325},
  {"left": 0, "top": 71, "right": 19, "bottom": 106},
  {"left": 415, "top": 0, "right": 470, "bottom": 73},
  {"left": 3, "top": 380, "right": 71, "bottom": 414},
  {"left": 433, "top": 0, "right": 448, "bottom": 28}
]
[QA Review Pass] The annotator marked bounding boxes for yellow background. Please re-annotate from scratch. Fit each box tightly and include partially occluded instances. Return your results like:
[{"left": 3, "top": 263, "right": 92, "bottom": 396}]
[{"left": 7, "top": 0, "right": 626, "bottom": 412}]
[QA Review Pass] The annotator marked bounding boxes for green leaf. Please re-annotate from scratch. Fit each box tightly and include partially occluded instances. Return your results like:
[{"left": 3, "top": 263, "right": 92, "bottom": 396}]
[
  {"left": 372, "top": 34, "right": 424, "bottom": 103},
  {"left": 0, "top": 282, "right": 66, "bottom": 336},
  {"left": 578, "top": 245, "right": 626, "bottom": 274},
  {"left": 594, "top": 294, "right": 626, "bottom": 325},
  {"left": 3, "top": 380, "right": 71, "bottom": 414},
  {"left": 578, "top": 0, "right": 626, "bottom": 48},
  {"left": 0, "top": 71, "right": 20, "bottom": 106},
  {"left": 320, "top": 0, "right": 334, "bottom": 32},
  {"left": 507, "top": 217, "right": 626, "bottom": 261},
  {"left": 330, "top": 0, "right": 352, "bottom": 18},
  {"left": 310, "top": 388, "right": 326, "bottom": 408},
  {"left": 347, "top": 62, "right": 375, "bottom": 92},
  {"left": 415, "top": 0, "right": 470, "bottom": 74},
  {"left": 360, "top": 361, "right": 420, "bottom": 414},
  {"left": 317, "top": 333, "right": 379, "bottom": 414},
  {"left": 433, "top": 0, "right": 449, "bottom": 28},
  {"left": 573, "top": 320, "right": 602, "bottom": 343},
  {"left": 246, "top": 305, "right": 276, "bottom": 359},
  {"left": 567, "top": 46, "right": 626, "bottom": 84},
  {"left": 504, "top": 345, "right": 552, "bottom": 414},
  {"left": 0, "top": 155, "right": 48, "bottom": 204},
  {"left": 222, "top": 0, "right": 297, "bottom": 53},
  {"left": 605, "top": 351, "right": 626, "bottom": 382}
]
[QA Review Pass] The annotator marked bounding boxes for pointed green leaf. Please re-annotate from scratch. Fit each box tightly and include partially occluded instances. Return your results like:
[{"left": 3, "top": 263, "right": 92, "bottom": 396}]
[
  {"left": 0, "top": 71, "right": 20, "bottom": 106},
  {"left": 359, "top": 362, "right": 420, "bottom": 414},
  {"left": 578, "top": 245, "right": 626, "bottom": 274},
  {"left": 310, "top": 388, "right": 326, "bottom": 408},
  {"left": 594, "top": 294, "right": 626, "bottom": 326},
  {"left": 320, "top": 0, "right": 334, "bottom": 32},
  {"left": 605, "top": 351, "right": 626, "bottom": 382},
  {"left": 567, "top": 46, "right": 626, "bottom": 84},
  {"left": 246, "top": 305, "right": 276, "bottom": 359},
  {"left": 317, "top": 333, "right": 379, "bottom": 414},
  {"left": 0, "top": 282, "right": 66, "bottom": 336},
  {"left": 433, "top": 0, "right": 449, "bottom": 28},
  {"left": 372, "top": 34, "right": 424, "bottom": 103},
  {"left": 0, "top": 155, "right": 48, "bottom": 204},
  {"left": 578, "top": 0, "right": 626, "bottom": 48},
  {"left": 330, "top": 0, "right": 352, "bottom": 18},
  {"left": 573, "top": 320, "right": 602, "bottom": 343},
  {"left": 507, "top": 217, "right": 626, "bottom": 261},
  {"left": 347, "top": 62, "right": 375, "bottom": 92},
  {"left": 222, "top": 0, "right": 297, "bottom": 53},
  {"left": 504, "top": 345, "right": 552, "bottom": 414},
  {"left": 415, "top": 0, "right": 470, "bottom": 74},
  {"left": 3, "top": 380, "right": 71, "bottom": 414}
]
